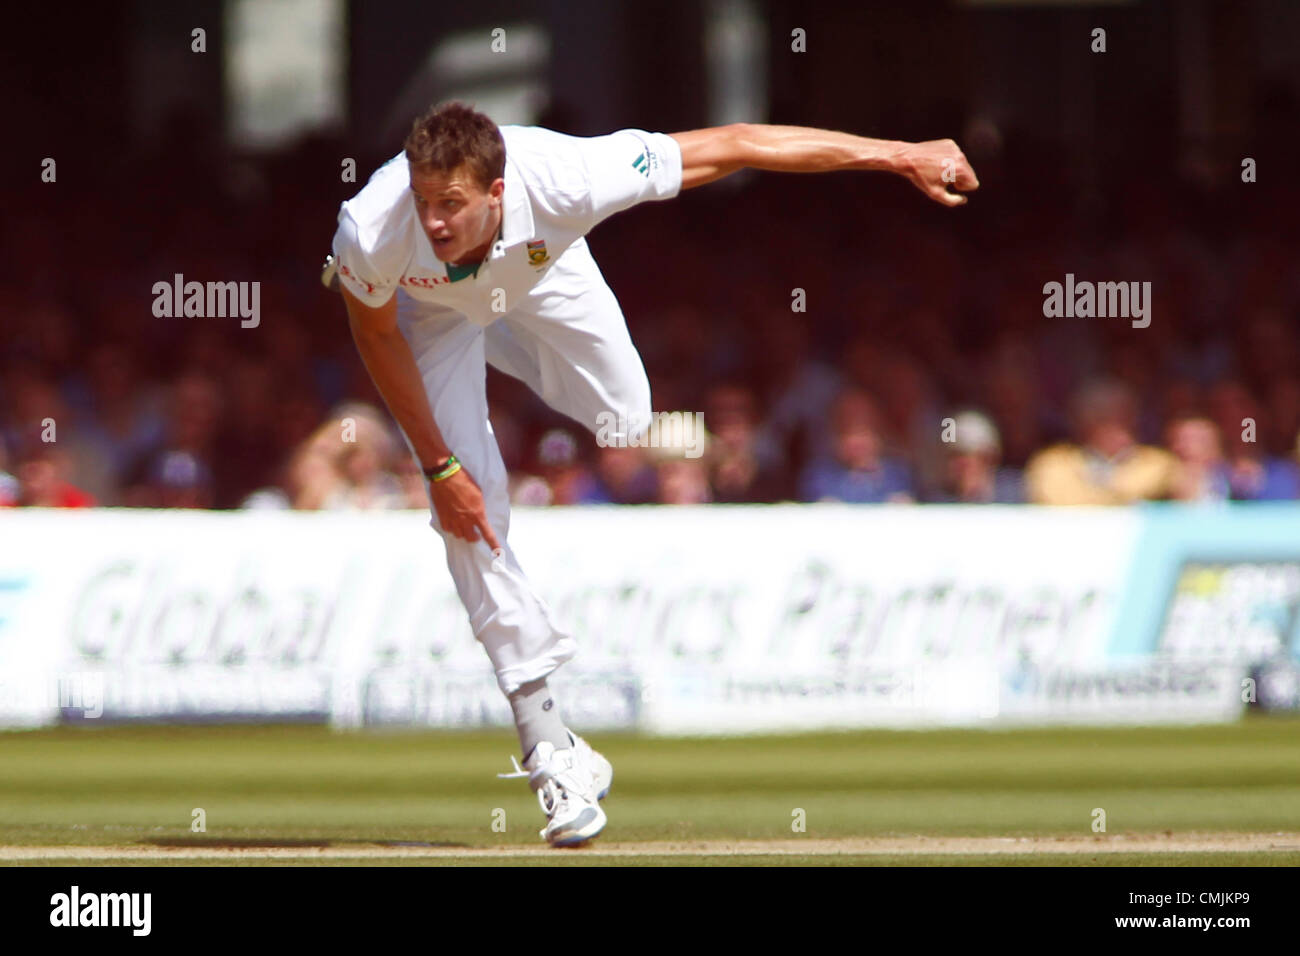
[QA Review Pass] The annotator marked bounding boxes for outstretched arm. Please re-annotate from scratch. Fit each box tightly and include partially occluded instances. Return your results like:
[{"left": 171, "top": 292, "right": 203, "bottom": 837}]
[{"left": 669, "top": 123, "right": 979, "bottom": 206}]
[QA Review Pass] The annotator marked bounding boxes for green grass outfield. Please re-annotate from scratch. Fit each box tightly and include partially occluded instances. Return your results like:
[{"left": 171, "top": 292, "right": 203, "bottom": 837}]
[{"left": 1, "top": 716, "right": 1298, "bottom": 865}]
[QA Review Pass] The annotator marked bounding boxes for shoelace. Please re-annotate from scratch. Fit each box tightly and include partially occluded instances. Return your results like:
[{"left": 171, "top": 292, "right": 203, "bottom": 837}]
[
  {"left": 498, "top": 754, "right": 578, "bottom": 820},
  {"left": 535, "top": 777, "right": 564, "bottom": 817},
  {"left": 497, "top": 755, "right": 529, "bottom": 781}
]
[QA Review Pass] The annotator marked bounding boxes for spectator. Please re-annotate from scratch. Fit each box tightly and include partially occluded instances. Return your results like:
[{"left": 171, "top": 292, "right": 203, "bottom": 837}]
[
  {"left": 0, "top": 438, "right": 17, "bottom": 506},
  {"left": 704, "top": 383, "right": 786, "bottom": 503},
  {"left": 67, "top": 342, "right": 167, "bottom": 501},
  {"left": 755, "top": 309, "right": 843, "bottom": 468},
  {"left": 1166, "top": 416, "right": 1231, "bottom": 503},
  {"left": 1205, "top": 380, "right": 1300, "bottom": 501},
  {"left": 212, "top": 356, "right": 281, "bottom": 507},
  {"left": 122, "top": 371, "right": 223, "bottom": 506},
  {"left": 649, "top": 412, "right": 713, "bottom": 505},
  {"left": 244, "top": 407, "right": 407, "bottom": 511},
  {"left": 510, "top": 472, "right": 554, "bottom": 506},
  {"left": 844, "top": 338, "right": 942, "bottom": 479},
  {"left": 1264, "top": 376, "right": 1300, "bottom": 460},
  {"left": 585, "top": 445, "right": 657, "bottom": 505},
  {"left": 317, "top": 404, "right": 406, "bottom": 510},
  {"left": 510, "top": 428, "right": 603, "bottom": 506},
  {"left": 979, "top": 339, "right": 1050, "bottom": 471},
  {"left": 133, "top": 450, "right": 215, "bottom": 509},
  {"left": 11, "top": 441, "right": 95, "bottom": 508},
  {"left": 2, "top": 372, "right": 113, "bottom": 503},
  {"left": 799, "top": 388, "right": 914, "bottom": 503},
  {"left": 1026, "top": 380, "right": 1178, "bottom": 504},
  {"left": 538, "top": 429, "right": 602, "bottom": 505},
  {"left": 393, "top": 454, "right": 433, "bottom": 509},
  {"left": 284, "top": 431, "right": 346, "bottom": 510},
  {"left": 930, "top": 410, "right": 1025, "bottom": 503}
]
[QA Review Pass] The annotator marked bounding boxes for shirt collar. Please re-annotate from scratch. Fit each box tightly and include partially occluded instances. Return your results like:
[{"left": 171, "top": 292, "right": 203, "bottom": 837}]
[{"left": 497, "top": 156, "right": 534, "bottom": 251}]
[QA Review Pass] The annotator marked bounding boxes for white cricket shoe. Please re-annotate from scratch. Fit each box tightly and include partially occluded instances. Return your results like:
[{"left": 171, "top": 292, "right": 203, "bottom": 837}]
[
  {"left": 568, "top": 731, "right": 614, "bottom": 802},
  {"left": 499, "top": 731, "right": 613, "bottom": 847}
]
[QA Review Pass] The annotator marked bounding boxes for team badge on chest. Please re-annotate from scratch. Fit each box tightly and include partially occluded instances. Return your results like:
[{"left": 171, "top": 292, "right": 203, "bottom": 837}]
[{"left": 527, "top": 239, "right": 550, "bottom": 268}]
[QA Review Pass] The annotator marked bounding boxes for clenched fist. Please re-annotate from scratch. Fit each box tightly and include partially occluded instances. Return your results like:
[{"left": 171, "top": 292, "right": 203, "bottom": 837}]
[{"left": 892, "top": 139, "right": 980, "bottom": 207}]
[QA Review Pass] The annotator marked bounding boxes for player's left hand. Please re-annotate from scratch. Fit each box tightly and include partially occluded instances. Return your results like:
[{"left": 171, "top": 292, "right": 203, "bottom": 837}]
[{"left": 893, "top": 139, "right": 980, "bottom": 207}]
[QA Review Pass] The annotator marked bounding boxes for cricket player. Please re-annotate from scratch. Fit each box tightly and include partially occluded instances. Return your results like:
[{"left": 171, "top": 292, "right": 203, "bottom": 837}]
[{"left": 330, "top": 102, "right": 977, "bottom": 846}]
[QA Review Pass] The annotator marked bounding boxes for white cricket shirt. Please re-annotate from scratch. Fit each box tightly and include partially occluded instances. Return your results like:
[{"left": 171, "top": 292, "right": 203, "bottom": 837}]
[{"left": 331, "top": 126, "right": 683, "bottom": 326}]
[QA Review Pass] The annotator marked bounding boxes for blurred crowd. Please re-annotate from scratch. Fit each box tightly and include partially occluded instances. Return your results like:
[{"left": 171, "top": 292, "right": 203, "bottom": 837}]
[{"left": 3, "top": 124, "right": 1300, "bottom": 511}]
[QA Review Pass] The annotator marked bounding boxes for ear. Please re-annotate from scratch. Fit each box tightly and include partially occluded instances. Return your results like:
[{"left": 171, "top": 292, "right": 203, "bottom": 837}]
[{"left": 489, "top": 177, "right": 506, "bottom": 205}]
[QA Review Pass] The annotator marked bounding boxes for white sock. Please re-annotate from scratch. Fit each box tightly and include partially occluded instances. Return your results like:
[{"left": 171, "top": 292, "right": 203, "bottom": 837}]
[{"left": 508, "top": 679, "right": 569, "bottom": 761}]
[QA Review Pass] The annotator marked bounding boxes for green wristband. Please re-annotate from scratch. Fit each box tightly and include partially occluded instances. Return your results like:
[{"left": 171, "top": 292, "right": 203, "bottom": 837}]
[{"left": 424, "top": 455, "right": 461, "bottom": 482}]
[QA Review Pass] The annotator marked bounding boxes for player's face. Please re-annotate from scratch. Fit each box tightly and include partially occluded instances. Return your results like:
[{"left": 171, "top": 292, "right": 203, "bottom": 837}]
[{"left": 409, "top": 164, "right": 504, "bottom": 264}]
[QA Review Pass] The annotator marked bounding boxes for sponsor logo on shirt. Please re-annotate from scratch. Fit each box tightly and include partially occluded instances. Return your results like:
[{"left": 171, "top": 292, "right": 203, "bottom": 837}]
[
  {"left": 631, "top": 147, "right": 658, "bottom": 177},
  {"left": 338, "top": 263, "right": 377, "bottom": 296},
  {"left": 401, "top": 273, "right": 452, "bottom": 289}
]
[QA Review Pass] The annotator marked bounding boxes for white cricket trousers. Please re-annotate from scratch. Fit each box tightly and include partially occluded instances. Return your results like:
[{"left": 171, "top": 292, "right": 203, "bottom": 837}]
[{"left": 395, "top": 239, "right": 652, "bottom": 696}]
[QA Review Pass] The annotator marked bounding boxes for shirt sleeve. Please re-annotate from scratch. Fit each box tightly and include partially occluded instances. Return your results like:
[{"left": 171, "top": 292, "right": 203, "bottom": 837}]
[
  {"left": 580, "top": 129, "right": 683, "bottom": 230},
  {"left": 331, "top": 209, "right": 399, "bottom": 307}
]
